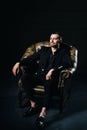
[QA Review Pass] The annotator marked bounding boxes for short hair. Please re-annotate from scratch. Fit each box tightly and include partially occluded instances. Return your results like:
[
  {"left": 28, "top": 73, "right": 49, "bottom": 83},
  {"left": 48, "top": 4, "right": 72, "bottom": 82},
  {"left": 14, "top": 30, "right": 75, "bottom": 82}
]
[
  {"left": 51, "top": 32, "right": 62, "bottom": 37},
  {"left": 50, "top": 32, "right": 63, "bottom": 43}
]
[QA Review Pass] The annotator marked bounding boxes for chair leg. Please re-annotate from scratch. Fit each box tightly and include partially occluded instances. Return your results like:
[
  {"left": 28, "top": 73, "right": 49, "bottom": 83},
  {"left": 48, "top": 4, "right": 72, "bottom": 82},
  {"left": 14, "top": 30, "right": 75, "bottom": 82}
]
[
  {"left": 18, "top": 86, "right": 23, "bottom": 108},
  {"left": 59, "top": 87, "right": 64, "bottom": 114},
  {"left": 67, "top": 88, "right": 71, "bottom": 100},
  {"left": 59, "top": 80, "right": 71, "bottom": 114},
  {"left": 18, "top": 79, "right": 26, "bottom": 108},
  {"left": 65, "top": 76, "right": 72, "bottom": 100},
  {"left": 59, "top": 98, "right": 64, "bottom": 114}
]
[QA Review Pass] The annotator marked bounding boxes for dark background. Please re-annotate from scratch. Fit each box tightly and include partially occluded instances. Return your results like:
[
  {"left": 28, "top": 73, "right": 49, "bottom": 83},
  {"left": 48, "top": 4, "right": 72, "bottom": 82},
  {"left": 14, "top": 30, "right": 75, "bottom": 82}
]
[
  {"left": 2, "top": 0, "right": 87, "bottom": 86},
  {"left": 0, "top": 1, "right": 87, "bottom": 130}
]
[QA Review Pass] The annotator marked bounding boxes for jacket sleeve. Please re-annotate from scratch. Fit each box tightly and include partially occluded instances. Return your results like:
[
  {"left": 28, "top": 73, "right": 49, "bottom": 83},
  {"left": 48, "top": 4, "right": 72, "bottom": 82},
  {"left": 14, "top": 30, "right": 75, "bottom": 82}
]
[
  {"left": 19, "top": 50, "right": 39, "bottom": 67},
  {"left": 19, "top": 46, "right": 44, "bottom": 67}
]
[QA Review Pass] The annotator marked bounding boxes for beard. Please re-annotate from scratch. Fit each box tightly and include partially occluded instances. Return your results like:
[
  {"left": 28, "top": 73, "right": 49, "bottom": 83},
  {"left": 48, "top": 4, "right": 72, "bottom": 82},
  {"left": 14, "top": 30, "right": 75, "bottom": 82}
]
[{"left": 51, "top": 44, "right": 58, "bottom": 48}]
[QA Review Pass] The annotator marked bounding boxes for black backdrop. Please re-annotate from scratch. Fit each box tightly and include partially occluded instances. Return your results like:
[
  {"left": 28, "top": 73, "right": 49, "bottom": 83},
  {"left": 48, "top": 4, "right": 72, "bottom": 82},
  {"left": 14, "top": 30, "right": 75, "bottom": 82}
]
[{"left": 2, "top": 1, "right": 87, "bottom": 84}]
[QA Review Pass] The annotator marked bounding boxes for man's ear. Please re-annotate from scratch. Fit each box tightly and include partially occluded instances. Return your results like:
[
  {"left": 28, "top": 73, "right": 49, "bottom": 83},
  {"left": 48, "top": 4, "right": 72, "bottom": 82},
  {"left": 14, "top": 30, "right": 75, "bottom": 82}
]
[{"left": 60, "top": 36, "right": 63, "bottom": 43}]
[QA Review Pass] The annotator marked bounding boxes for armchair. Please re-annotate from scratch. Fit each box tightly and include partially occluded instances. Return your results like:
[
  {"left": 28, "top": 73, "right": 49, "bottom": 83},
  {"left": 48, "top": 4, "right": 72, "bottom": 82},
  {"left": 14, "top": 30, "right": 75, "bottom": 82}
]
[{"left": 18, "top": 41, "right": 78, "bottom": 113}]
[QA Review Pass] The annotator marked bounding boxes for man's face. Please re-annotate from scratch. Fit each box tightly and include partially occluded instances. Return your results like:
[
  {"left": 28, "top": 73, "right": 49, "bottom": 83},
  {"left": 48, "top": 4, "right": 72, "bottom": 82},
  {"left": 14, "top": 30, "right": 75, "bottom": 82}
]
[{"left": 50, "top": 34, "right": 61, "bottom": 48}]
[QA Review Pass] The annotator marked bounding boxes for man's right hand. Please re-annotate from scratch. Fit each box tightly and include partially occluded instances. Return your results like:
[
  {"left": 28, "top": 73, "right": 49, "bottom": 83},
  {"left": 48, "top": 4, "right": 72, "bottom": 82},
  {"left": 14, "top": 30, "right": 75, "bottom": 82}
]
[
  {"left": 12, "top": 62, "right": 20, "bottom": 76},
  {"left": 46, "top": 69, "right": 55, "bottom": 80}
]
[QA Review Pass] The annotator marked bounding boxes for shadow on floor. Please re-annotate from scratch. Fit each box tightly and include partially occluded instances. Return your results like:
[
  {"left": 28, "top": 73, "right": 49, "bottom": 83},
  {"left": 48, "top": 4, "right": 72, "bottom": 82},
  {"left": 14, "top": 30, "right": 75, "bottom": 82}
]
[{"left": 0, "top": 77, "right": 87, "bottom": 130}]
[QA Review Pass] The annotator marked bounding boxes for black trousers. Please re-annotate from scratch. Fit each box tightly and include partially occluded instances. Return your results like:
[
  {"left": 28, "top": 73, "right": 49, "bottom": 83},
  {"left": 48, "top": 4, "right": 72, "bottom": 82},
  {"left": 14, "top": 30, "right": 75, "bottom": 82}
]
[{"left": 20, "top": 71, "right": 60, "bottom": 108}]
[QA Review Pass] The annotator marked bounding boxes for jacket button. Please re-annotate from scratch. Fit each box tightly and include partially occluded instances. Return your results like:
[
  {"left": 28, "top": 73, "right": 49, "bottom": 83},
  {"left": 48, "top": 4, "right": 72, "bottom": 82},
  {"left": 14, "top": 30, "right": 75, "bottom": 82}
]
[{"left": 42, "top": 69, "right": 44, "bottom": 71}]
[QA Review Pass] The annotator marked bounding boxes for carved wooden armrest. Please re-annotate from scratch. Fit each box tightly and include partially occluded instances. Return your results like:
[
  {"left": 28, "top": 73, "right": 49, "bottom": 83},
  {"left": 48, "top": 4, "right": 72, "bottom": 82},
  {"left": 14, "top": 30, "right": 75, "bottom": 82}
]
[{"left": 58, "top": 69, "right": 72, "bottom": 88}]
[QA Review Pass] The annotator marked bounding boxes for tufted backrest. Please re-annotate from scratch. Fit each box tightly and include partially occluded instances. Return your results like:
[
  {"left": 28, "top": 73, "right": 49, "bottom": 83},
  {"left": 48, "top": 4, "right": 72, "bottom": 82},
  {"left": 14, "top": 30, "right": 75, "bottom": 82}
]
[
  {"left": 21, "top": 41, "right": 49, "bottom": 59},
  {"left": 69, "top": 45, "right": 78, "bottom": 73},
  {"left": 21, "top": 41, "right": 78, "bottom": 74},
  {"left": 35, "top": 41, "right": 50, "bottom": 51}
]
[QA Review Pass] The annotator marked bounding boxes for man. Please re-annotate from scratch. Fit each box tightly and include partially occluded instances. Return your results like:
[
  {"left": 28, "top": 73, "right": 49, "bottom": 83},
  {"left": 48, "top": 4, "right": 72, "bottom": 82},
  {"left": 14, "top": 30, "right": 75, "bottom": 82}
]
[{"left": 12, "top": 32, "right": 72, "bottom": 128}]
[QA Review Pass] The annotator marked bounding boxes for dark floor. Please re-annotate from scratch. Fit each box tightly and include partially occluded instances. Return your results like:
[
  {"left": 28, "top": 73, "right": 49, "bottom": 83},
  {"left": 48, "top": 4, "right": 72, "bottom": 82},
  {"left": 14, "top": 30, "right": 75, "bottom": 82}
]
[{"left": 0, "top": 75, "right": 87, "bottom": 130}]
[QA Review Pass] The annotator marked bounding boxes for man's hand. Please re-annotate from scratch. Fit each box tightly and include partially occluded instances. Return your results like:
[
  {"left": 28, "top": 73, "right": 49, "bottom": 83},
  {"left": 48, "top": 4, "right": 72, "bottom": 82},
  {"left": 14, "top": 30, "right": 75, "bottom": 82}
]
[
  {"left": 12, "top": 62, "right": 20, "bottom": 76},
  {"left": 46, "top": 69, "right": 55, "bottom": 80}
]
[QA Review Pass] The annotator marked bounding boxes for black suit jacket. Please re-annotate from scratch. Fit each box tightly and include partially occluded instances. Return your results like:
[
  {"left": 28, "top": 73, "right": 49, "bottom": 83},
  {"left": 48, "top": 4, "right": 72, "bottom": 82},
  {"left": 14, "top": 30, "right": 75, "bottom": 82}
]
[{"left": 20, "top": 43, "right": 72, "bottom": 75}]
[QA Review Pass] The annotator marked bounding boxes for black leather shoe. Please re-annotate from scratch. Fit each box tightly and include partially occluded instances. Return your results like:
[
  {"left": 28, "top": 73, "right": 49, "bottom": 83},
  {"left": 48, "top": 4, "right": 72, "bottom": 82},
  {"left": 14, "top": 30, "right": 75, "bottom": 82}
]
[
  {"left": 23, "top": 106, "right": 38, "bottom": 117},
  {"left": 36, "top": 116, "right": 46, "bottom": 129}
]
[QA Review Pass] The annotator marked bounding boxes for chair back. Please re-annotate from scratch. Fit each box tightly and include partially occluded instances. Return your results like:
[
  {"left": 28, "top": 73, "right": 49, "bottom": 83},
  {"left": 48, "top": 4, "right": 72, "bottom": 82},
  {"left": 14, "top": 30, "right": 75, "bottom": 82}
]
[{"left": 21, "top": 41, "right": 78, "bottom": 74}]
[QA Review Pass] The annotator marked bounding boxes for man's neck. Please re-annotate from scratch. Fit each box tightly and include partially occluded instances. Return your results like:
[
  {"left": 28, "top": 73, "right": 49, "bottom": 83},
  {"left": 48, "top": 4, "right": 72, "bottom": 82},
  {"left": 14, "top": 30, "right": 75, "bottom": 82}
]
[{"left": 51, "top": 44, "right": 60, "bottom": 55}]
